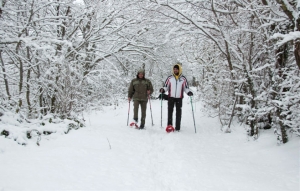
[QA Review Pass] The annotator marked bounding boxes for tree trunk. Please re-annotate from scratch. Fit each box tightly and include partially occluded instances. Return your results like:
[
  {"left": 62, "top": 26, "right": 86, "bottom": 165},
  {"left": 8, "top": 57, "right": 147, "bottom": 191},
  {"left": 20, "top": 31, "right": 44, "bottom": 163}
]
[
  {"left": 36, "top": 64, "right": 45, "bottom": 115},
  {"left": 0, "top": 50, "right": 11, "bottom": 100},
  {"left": 294, "top": 40, "right": 300, "bottom": 70},
  {"left": 275, "top": 43, "right": 289, "bottom": 143},
  {"left": 274, "top": 0, "right": 300, "bottom": 70},
  {"left": 295, "top": 13, "right": 300, "bottom": 69},
  {"left": 26, "top": 68, "right": 32, "bottom": 116},
  {"left": 16, "top": 42, "right": 23, "bottom": 113},
  {"left": 276, "top": 108, "right": 288, "bottom": 143},
  {"left": 25, "top": 42, "right": 32, "bottom": 116}
]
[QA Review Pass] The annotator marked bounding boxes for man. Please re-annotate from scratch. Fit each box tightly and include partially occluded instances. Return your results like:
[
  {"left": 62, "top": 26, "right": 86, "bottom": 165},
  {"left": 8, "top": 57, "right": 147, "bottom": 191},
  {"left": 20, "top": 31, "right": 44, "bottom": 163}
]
[
  {"left": 160, "top": 63, "right": 193, "bottom": 132},
  {"left": 128, "top": 69, "right": 153, "bottom": 129}
]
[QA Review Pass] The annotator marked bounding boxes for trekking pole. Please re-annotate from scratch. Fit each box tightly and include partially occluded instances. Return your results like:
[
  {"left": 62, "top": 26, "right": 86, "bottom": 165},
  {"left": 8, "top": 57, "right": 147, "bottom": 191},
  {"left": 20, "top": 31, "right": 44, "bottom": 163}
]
[
  {"left": 160, "top": 92, "right": 163, "bottom": 128},
  {"left": 148, "top": 95, "right": 154, "bottom": 126},
  {"left": 127, "top": 100, "right": 130, "bottom": 126},
  {"left": 190, "top": 96, "right": 197, "bottom": 133}
]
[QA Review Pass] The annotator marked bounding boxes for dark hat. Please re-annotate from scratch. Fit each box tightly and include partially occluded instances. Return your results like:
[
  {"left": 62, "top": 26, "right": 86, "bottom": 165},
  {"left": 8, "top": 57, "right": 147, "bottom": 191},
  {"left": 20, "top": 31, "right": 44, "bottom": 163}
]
[{"left": 173, "top": 65, "right": 179, "bottom": 70}]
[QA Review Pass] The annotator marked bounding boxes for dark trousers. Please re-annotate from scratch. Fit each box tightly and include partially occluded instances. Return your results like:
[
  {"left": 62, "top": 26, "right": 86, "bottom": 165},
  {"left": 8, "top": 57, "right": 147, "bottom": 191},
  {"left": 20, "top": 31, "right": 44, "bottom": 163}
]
[
  {"left": 167, "top": 98, "right": 182, "bottom": 130},
  {"left": 133, "top": 100, "right": 147, "bottom": 125}
]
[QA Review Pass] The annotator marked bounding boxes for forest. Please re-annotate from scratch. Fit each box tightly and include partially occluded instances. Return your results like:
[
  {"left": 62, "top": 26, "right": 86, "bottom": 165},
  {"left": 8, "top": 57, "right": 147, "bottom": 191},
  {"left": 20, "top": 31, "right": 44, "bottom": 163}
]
[{"left": 0, "top": 0, "right": 299, "bottom": 144}]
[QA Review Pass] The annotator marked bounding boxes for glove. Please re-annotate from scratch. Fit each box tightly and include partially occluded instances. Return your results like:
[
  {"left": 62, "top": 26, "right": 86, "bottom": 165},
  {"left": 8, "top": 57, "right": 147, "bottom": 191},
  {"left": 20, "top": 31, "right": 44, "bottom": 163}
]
[
  {"left": 187, "top": 91, "right": 193, "bottom": 96},
  {"left": 159, "top": 88, "right": 165, "bottom": 93}
]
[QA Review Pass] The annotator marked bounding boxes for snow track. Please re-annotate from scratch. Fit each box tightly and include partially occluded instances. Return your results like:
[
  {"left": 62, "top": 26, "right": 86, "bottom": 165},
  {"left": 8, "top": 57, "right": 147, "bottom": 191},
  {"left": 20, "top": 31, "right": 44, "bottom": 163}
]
[{"left": 0, "top": 97, "right": 299, "bottom": 190}]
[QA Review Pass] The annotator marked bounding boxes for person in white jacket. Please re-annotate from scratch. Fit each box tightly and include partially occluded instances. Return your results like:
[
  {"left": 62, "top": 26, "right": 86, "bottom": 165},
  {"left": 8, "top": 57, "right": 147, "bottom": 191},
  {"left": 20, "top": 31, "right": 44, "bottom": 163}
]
[{"left": 160, "top": 63, "right": 193, "bottom": 131}]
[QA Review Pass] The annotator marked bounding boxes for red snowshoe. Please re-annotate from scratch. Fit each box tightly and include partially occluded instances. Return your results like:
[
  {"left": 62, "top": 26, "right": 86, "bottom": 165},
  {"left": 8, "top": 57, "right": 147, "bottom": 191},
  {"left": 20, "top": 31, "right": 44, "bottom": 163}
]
[
  {"left": 130, "top": 122, "right": 139, "bottom": 129},
  {"left": 166, "top": 125, "right": 175, "bottom": 133}
]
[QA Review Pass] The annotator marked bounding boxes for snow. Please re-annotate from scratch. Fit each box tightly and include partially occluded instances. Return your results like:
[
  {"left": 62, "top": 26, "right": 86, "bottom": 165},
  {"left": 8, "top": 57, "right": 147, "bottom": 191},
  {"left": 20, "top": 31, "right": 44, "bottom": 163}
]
[
  {"left": 0, "top": 97, "right": 299, "bottom": 191},
  {"left": 272, "top": 31, "right": 300, "bottom": 46}
]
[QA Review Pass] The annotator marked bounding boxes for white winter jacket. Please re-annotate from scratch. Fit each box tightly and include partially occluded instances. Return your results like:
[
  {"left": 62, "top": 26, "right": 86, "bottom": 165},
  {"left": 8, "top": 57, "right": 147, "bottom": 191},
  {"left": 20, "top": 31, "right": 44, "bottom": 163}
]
[{"left": 162, "top": 64, "right": 191, "bottom": 98}]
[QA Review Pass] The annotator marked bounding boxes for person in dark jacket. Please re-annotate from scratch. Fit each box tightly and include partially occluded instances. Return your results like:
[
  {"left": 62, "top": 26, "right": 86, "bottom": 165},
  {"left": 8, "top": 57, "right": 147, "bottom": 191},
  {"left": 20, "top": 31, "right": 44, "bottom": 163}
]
[
  {"left": 128, "top": 69, "right": 153, "bottom": 129},
  {"left": 160, "top": 63, "right": 193, "bottom": 131}
]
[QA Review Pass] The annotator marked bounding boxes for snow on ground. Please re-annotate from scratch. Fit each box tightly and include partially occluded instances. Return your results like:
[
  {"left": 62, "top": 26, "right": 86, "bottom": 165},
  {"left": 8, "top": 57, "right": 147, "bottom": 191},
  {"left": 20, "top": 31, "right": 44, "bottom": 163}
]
[{"left": 0, "top": 97, "right": 299, "bottom": 191}]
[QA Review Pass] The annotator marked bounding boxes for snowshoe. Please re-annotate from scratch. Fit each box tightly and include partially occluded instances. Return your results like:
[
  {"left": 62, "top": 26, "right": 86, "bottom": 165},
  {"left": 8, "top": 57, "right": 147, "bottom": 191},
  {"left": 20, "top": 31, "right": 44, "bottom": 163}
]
[
  {"left": 166, "top": 125, "right": 175, "bottom": 133},
  {"left": 130, "top": 122, "right": 139, "bottom": 129}
]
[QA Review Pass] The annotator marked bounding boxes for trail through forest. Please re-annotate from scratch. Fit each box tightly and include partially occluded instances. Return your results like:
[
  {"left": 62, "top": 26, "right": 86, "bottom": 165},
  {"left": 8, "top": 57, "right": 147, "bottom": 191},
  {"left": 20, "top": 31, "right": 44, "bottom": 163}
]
[{"left": 0, "top": 97, "right": 299, "bottom": 191}]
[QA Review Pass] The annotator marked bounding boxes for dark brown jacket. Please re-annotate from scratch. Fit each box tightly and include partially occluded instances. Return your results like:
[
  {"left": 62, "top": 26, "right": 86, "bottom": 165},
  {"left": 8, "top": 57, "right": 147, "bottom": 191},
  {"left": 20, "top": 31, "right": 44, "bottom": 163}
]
[{"left": 128, "top": 71, "right": 153, "bottom": 101}]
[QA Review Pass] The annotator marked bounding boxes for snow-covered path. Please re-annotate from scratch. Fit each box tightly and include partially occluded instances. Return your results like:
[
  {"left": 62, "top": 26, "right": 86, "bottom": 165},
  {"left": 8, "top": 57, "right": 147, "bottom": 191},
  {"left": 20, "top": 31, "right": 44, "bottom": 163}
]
[{"left": 0, "top": 97, "right": 299, "bottom": 191}]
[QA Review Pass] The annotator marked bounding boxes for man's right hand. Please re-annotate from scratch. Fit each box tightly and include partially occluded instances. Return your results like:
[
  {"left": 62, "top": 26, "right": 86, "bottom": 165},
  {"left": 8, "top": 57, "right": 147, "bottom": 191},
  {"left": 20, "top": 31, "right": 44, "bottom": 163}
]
[{"left": 128, "top": 97, "right": 131, "bottom": 102}]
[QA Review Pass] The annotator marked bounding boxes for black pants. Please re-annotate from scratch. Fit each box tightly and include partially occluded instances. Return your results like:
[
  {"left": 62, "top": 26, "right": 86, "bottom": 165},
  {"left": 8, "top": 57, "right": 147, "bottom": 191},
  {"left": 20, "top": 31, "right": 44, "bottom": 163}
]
[{"left": 167, "top": 98, "right": 182, "bottom": 130}]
